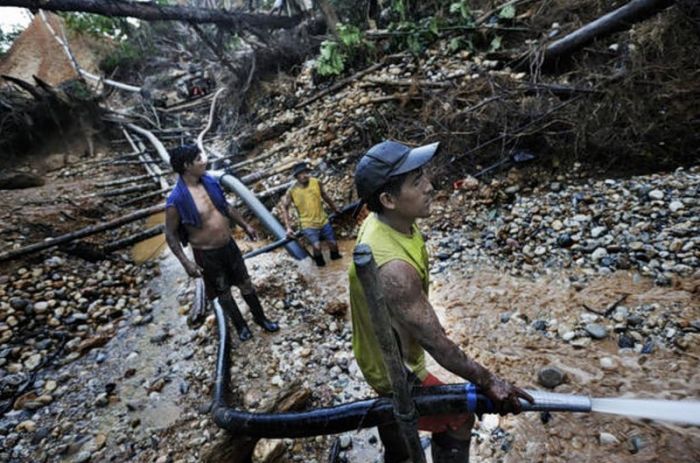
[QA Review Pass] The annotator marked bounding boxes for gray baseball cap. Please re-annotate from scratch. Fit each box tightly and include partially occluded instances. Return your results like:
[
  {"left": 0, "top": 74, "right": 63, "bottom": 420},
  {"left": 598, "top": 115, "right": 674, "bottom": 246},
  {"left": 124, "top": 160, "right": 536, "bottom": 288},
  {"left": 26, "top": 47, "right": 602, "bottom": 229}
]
[
  {"left": 355, "top": 140, "right": 440, "bottom": 200},
  {"left": 292, "top": 161, "right": 310, "bottom": 177}
]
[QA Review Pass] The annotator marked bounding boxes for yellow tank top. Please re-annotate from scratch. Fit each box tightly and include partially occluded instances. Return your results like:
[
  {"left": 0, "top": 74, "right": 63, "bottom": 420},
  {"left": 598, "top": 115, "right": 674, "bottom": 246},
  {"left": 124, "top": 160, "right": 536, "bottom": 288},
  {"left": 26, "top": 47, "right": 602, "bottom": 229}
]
[
  {"left": 348, "top": 213, "right": 430, "bottom": 394},
  {"left": 289, "top": 177, "right": 328, "bottom": 229}
]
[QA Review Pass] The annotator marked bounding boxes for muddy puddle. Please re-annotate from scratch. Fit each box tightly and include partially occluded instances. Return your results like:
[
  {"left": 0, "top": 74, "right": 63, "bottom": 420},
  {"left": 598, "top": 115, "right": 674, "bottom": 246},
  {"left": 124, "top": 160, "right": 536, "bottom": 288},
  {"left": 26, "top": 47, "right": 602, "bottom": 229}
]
[{"left": 131, "top": 212, "right": 167, "bottom": 264}]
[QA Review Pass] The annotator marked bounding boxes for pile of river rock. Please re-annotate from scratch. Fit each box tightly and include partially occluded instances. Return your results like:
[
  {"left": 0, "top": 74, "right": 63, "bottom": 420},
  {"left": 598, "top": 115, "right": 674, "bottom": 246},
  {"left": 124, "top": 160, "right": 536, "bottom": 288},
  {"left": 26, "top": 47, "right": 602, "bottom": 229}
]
[
  {"left": 0, "top": 254, "right": 159, "bottom": 419},
  {"left": 428, "top": 165, "right": 699, "bottom": 285}
]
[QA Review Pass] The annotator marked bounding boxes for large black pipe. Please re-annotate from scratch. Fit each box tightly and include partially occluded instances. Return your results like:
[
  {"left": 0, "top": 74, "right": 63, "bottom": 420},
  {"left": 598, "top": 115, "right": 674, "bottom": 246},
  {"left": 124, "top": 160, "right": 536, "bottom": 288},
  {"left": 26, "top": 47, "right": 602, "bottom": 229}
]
[{"left": 210, "top": 302, "right": 592, "bottom": 438}]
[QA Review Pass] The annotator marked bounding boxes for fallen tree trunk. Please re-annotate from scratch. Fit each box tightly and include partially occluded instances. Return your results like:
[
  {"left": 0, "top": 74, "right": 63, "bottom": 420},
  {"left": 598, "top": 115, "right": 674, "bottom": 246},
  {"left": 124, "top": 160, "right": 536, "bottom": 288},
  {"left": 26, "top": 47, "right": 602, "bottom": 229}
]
[
  {"left": 541, "top": 0, "right": 675, "bottom": 68},
  {"left": 232, "top": 115, "right": 303, "bottom": 151},
  {"left": 103, "top": 224, "right": 164, "bottom": 253},
  {"left": 0, "top": 204, "right": 165, "bottom": 262},
  {"left": 0, "top": 0, "right": 301, "bottom": 31}
]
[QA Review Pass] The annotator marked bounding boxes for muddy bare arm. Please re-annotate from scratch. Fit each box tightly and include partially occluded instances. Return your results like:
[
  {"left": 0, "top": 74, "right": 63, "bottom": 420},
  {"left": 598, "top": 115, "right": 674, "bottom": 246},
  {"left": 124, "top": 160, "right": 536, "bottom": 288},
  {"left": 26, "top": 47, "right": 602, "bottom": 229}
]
[
  {"left": 165, "top": 207, "right": 202, "bottom": 277},
  {"left": 379, "top": 259, "right": 533, "bottom": 413},
  {"left": 226, "top": 203, "right": 257, "bottom": 240},
  {"left": 280, "top": 192, "right": 295, "bottom": 236}
]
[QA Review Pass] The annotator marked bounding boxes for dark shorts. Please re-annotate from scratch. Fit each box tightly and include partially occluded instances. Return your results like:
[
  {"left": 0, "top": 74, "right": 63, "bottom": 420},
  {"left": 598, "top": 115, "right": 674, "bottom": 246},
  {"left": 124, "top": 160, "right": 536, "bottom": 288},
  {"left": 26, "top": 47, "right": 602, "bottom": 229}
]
[
  {"left": 302, "top": 222, "right": 337, "bottom": 245},
  {"left": 192, "top": 240, "right": 250, "bottom": 301}
]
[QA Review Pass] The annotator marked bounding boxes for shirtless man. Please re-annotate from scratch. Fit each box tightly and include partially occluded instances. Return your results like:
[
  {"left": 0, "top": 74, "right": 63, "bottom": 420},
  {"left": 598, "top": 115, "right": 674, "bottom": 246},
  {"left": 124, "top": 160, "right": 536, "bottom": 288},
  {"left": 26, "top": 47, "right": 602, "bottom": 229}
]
[
  {"left": 164, "top": 144, "right": 279, "bottom": 341},
  {"left": 349, "top": 141, "right": 532, "bottom": 462}
]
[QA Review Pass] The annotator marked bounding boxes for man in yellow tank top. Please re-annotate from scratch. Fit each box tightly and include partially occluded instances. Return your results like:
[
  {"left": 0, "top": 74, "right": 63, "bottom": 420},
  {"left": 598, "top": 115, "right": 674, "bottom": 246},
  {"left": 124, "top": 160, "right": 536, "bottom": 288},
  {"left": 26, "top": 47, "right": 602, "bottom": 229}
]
[
  {"left": 349, "top": 141, "right": 533, "bottom": 462},
  {"left": 282, "top": 162, "right": 342, "bottom": 267}
]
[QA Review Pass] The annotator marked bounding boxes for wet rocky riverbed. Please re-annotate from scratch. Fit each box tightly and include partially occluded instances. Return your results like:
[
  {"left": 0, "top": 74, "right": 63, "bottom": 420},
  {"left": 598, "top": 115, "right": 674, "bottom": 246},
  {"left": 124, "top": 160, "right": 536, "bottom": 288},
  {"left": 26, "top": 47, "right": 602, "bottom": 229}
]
[{"left": 0, "top": 166, "right": 698, "bottom": 462}]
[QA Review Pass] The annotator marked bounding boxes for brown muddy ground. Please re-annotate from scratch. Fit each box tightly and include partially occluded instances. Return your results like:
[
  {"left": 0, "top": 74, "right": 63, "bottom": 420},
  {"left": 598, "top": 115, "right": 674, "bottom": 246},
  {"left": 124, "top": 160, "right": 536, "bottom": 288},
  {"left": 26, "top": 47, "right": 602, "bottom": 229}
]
[
  {"left": 430, "top": 270, "right": 700, "bottom": 462},
  {"left": 174, "top": 239, "right": 700, "bottom": 462}
]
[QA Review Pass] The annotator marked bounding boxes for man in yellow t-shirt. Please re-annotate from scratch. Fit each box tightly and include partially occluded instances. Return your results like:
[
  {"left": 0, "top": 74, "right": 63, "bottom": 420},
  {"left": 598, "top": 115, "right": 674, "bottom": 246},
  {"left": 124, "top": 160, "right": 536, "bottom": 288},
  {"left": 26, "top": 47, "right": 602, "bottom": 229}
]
[
  {"left": 349, "top": 140, "right": 533, "bottom": 462},
  {"left": 282, "top": 162, "right": 342, "bottom": 267}
]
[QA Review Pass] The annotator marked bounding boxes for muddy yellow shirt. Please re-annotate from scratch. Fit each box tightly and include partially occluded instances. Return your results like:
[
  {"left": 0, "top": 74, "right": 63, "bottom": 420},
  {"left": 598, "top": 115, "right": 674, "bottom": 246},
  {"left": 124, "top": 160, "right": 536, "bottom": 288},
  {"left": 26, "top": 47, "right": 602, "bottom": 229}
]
[
  {"left": 289, "top": 177, "right": 328, "bottom": 229},
  {"left": 348, "top": 213, "right": 430, "bottom": 395}
]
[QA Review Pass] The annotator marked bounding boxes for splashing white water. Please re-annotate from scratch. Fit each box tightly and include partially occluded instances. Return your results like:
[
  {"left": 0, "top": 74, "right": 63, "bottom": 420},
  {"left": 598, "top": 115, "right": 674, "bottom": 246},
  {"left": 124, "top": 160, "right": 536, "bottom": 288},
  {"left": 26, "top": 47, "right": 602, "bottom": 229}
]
[{"left": 591, "top": 398, "right": 700, "bottom": 425}]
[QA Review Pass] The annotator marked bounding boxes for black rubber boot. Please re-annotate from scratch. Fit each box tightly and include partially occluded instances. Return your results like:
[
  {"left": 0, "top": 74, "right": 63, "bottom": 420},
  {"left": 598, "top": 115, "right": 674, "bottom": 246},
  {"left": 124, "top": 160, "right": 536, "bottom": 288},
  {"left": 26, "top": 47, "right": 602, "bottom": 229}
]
[
  {"left": 431, "top": 432, "right": 470, "bottom": 463},
  {"left": 243, "top": 293, "right": 279, "bottom": 333},
  {"left": 219, "top": 296, "right": 252, "bottom": 341},
  {"left": 313, "top": 253, "right": 326, "bottom": 267},
  {"left": 330, "top": 249, "right": 342, "bottom": 260}
]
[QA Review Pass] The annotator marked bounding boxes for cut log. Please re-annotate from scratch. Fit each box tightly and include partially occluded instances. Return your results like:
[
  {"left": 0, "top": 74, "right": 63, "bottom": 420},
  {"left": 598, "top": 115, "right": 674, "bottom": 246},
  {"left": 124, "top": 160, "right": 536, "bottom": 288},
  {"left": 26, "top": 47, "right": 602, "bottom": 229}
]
[
  {"left": 96, "top": 172, "right": 166, "bottom": 188},
  {"left": 239, "top": 161, "right": 296, "bottom": 185},
  {"left": 233, "top": 115, "right": 303, "bottom": 151},
  {"left": 0, "top": 204, "right": 165, "bottom": 262},
  {"left": 78, "top": 183, "right": 155, "bottom": 198},
  {"left": 295, "top": 60, "right": 387, "bottom": 109},
  {"left": 363, "top": 75, "right": 464, "bottom": 88}
]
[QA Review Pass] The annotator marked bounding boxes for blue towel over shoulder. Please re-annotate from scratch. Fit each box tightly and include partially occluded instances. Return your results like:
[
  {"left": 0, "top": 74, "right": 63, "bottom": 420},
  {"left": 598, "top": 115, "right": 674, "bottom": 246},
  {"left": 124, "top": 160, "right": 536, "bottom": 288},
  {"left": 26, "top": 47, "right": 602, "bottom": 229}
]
[{"left": 165, "top": 173, "right": 230, "bottom": 246}]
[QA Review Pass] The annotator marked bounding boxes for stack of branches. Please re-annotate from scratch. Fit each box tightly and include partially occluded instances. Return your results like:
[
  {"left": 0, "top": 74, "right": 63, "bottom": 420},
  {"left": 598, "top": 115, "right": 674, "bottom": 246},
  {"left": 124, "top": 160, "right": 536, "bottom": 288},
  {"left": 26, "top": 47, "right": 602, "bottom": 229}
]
[{"left": 322, "top": 1, "right": 699, "bottom": 182}]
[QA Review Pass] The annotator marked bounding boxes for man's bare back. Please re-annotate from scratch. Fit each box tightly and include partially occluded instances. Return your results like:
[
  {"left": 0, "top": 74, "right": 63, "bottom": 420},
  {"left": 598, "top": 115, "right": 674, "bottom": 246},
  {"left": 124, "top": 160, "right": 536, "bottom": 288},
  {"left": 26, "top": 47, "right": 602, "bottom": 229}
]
[{"left": 185, "top": 183, "right": 231, "bottom": 250}]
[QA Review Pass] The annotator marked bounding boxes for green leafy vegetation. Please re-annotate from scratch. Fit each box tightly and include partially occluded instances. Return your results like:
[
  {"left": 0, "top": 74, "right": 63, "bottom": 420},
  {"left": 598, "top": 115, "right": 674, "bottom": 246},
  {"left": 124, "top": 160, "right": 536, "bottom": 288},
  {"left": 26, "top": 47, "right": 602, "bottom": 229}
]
[
  {"left": 315, "top": 1, "right": 519, "bottom": 76},
  {"left": 499, "top": 4, "right": 516, "bottom": 19},
  {"left": 315, "top": 23, "right": 374, "bottom": 77}
]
